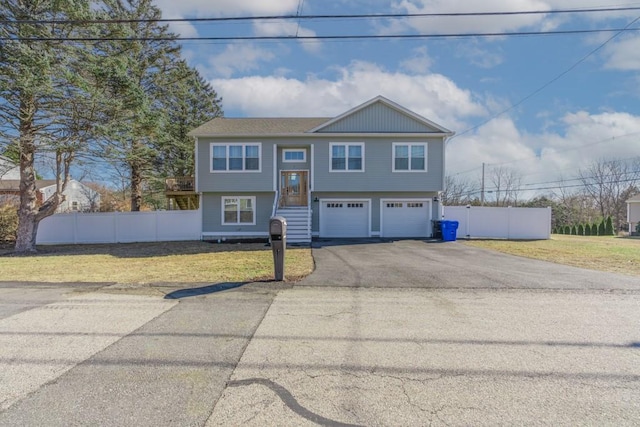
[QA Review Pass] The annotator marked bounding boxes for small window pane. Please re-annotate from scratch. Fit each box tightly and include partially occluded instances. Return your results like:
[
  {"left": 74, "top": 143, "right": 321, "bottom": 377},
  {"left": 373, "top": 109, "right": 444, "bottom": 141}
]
[
  {"left": 212, "top": 146, "right": 227, "bottom": 170},
  {"left": 411, "top": 145, "right": 425, "bottom": 158},
  {"left": 224, "top": 199, "right": 238, "bottom": 223},
  {"left": 332, "top": 145, "right": 345, "bottom": 158},
  {"left": 395, "top": 145, "right": 408, "bottom": 158},
  {"left": 239, "top": 198, "right": 253, "bottom": 223},
  {"left": 411, "top": 157, "right": 425, "bottom": 170},
  {"left": 348, "top": 158, "right": 362, "bottom": 170},
  {"left": 395, "top": 158, "right": 409, "bottom": 170},
  {"left": 245, "top": 145, "right": 259, "bottom": 158},
  {"left": 229, "top": 145, "right": 242, "bottom": 158},
  {"left": 348, "top": 145, "right": 361, "bottom": 158},
  {"left": 332, "top": 157, "right": 346, "bottom": 170},
  {"left": 229, "top": 158, "right": 243, "bottom": 170}
]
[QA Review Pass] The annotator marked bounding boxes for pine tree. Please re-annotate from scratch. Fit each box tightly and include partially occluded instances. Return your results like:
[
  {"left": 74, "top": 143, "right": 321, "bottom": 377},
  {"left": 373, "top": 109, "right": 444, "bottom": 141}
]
[
  {"left": 605, "top": 216, "right": 615, "bottom": 235},
  {"left": 584, "top": 223, "right": 591, "bottom": 236},
  {"left": 0, "top": 0, "right": 105, "bottom": 252},
  {"left": 577, "top": 224, "right": 584, "bottom": 236}
]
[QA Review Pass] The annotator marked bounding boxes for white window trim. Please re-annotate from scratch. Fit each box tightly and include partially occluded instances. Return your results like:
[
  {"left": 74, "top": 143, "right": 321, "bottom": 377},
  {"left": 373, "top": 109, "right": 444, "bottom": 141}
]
[
  {"left": 210, "top": 143, "right": 262, "bottom": 173},
  {"left": 221, "top": 196, "right": 257, "bottom": 226},
  {"left": 329, "top": 142, "right": 365, "bottom": 173},
  {"left": 282, "top": 148, "right": 307, "bottom": 163},
  {"left": 392, "top": 142, "right": 428, "bottom": 173}
]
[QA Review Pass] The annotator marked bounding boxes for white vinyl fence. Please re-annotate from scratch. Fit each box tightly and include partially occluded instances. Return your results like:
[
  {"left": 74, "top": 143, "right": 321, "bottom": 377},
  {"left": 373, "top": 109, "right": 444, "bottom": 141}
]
[
  {"left": 36, "top": 210, "right": 202, "bottom": 244},
  {"left": 443, "top": 206, "right": 552, "bottom": 240}
]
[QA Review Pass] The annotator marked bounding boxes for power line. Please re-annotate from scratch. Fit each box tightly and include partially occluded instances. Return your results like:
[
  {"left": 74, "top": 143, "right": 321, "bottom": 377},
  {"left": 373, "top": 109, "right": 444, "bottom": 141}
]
[
  {"left": 4, "top": 26, "right": 640, "bottom": 42},
  {"left": 451, "top": 14, "right": 640, "bottom": 140},
  {"left": 5, "top": 6, "right": 640, "bottom": 25}
]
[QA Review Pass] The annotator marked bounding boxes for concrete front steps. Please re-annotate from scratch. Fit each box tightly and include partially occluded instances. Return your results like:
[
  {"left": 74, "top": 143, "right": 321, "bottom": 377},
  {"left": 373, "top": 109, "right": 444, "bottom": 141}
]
[{"left": 275, "top": 207, "right": 311, "bottom": 244}]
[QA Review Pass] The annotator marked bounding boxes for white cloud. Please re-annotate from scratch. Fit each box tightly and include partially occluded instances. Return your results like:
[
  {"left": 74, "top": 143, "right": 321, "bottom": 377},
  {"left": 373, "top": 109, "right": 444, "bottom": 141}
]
[
  {"left": 211, "top": 61, "right": 486, "bottom": 128},
  {"left": 208, "top": 44, "right": 277, "bottom": 78},
  {"left": 389, "top": 0, "right": 552, "bottom": 34},
  {"left": 447, "top": 109, "right": 640, "bottom": 189},
  {"left": 456, "top": 41, "right": 503, "bottom": 69},
  {"left": 253, "top": 21, "right": 322, "bottom": 53},
  {"left": 400, "top": 46, "right": 432, "bottom": 74},
  {"left": 603, "top": 35, "right": 640, "bottom": 71},
  {"left": 154, "top": 0, "right": 299, "bottom": 18}
]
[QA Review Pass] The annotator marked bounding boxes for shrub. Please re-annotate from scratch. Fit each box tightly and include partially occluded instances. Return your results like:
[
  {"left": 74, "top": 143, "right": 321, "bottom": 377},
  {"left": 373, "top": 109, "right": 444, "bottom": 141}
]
[
  {"left": 0, "top": 202, "right": 18, "bottom": 242},
  {"left": 564, "top": 225, "right": 571, "bottom": 234},
  {"left": 584, "top": 223, "right": 591, "bottom": 236},
  {"left": 577, "top": 224, "right": 584, "bottom": 236},
  {"left": 605, "top": 216, "right": 615, "bottom": 235},
  {"left": 592, "top": 223, "right": 599, "bottom": 236},
  {"left": 598, "top": 221, "right": 606, "bottom": 236}
]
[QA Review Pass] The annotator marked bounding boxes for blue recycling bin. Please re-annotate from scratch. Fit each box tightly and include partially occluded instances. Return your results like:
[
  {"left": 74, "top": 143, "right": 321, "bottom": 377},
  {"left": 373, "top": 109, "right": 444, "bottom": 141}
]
[{"left": 441, "top": 220, "right": 459, "bottom": 242}]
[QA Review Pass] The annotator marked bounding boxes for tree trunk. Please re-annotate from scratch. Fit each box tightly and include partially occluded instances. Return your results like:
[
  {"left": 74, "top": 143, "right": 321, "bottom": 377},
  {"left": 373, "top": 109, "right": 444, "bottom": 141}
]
[
  {"left": 14, "top": 104, "right": 39, "bottom": 253},
  {"left": 130, "top": 156, "right": 143, "bottom": 212}
]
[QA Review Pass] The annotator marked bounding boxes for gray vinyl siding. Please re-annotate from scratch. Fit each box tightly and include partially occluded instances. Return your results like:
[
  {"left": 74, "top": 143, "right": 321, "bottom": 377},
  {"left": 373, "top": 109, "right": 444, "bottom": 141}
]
[
  {"left": 313, "top": 137, "right": 444, "bottom": 192},
  {"left": 317, "top": 103, "right": 440, "bottom": 133},
  {"left": 197, "top": 138, "right": 274, "bottom": 192},
  {"left": 277, "top": 146, "right": 310, "bottom": 172},
  {"left": 201, "top": 192, "right": 274, "bottom": 235},
  {"left": 197, "top": 136, "right": 445, "bottom": 193},
  {"left": 310, "top": 191, "right": 438, "bottom": 234}
]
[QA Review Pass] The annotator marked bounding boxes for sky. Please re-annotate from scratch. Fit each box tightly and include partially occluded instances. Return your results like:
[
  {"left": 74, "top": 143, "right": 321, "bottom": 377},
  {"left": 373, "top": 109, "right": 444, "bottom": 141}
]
[{"left": 153, "top": 0, "right": 640, "bottom": 198}]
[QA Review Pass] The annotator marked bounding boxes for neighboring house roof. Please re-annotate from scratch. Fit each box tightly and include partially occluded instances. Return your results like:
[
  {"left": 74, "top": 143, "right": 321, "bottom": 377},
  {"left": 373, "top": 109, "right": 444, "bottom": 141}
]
[
  {"left": 627, "top": 194, "right": 640, "bottom": 203},
  {"left": 189, "top": 95, "right": 454, "bottom": 137},
  {"left": 0, "top": 180, "right": 58, "bottom": 191}
]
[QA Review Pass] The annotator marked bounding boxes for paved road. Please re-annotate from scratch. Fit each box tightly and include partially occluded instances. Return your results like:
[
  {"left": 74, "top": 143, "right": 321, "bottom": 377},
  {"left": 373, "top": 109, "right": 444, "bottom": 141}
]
[{"left": 1, "top": 241, "right": 639, "bottom": 426}]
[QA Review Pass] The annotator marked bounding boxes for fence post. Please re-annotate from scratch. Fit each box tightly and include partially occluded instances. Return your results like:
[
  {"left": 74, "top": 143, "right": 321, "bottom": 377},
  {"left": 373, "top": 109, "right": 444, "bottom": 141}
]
[{"left": 466, "top": 205, "right": 471, "bottom": 239}]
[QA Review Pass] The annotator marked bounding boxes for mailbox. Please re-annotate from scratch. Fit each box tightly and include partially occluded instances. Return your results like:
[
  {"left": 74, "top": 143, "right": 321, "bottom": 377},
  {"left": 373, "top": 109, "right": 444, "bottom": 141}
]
[{"left": 269, "top": 216, "right": 287, "bottom": 281}]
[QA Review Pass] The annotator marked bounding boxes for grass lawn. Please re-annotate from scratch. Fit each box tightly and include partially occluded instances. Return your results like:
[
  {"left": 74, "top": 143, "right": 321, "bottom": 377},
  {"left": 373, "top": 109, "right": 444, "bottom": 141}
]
[
  {"left": 463, "top": 234, "right": 640, "bottom": 276},
  {"left": 0, "top": 241, "right": 314, "bottom": 284}
]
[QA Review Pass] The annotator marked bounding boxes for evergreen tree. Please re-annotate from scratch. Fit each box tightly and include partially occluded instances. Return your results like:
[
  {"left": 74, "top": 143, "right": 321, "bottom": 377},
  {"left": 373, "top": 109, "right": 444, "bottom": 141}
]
[
  {"left": 605, "top": 216, "right": 615, "bottom": 235},
  {"left": 564, "top": 225, "right": 571, "bottom": 234},
  {"left": 584, "top": 223, "right": 591, "bottom": 236},
  {"left": 0, "top": 0, "right": 105, "bottom": 252},
  {"left": 598, "top": 220, "right": 606, "bottom": 236},
  {"left": 95, "top": 0, "right": 183, "bottom": 211},
  {"left": 592, "top": 222, "right": 599, "bottom": 236},
  {"left": 577, "top": 224, "right": 584, "bottom": 236}
]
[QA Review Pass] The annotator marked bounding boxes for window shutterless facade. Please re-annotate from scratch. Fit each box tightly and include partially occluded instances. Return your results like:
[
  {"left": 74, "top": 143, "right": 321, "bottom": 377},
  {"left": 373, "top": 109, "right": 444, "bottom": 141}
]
[
  {"left": 330, "top": 143, "right": 364, "bottom": 172},
  {"left": 211, "top": 143, "right": 261, "bottom": 172},
  {"left": 221, "top": 196, "right": 256, "bottom": 225},
  {"left": 392, "top": 143, "right": 427, "bottom": 172}
]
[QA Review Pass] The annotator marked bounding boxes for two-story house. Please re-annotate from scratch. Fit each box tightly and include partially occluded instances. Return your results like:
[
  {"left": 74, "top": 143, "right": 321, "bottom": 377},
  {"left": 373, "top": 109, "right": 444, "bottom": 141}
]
[{"left": 189, "top": 96, "right": 454, "bottom": 243}]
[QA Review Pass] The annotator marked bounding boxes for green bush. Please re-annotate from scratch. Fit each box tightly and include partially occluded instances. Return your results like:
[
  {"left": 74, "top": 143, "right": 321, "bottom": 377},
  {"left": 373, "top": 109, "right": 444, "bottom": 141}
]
[
  {"left": 0, "top": 202, "right": 18, "bottom": 242},
  {"left": 564, "top": 225, "right": 571, "bottom": 234},
  {"left": 598, "top": 221, "right": 606, "bottom": 236},
  {"left": 592, "top": 223, "right": 599, "bottom": 236},
  {"left": 605, "top": 216, "right": 615, "bottom": 235},
  {"left": 584, "top": 223, "right": 591, "bottom": 236},
  {"left": 577, "top": 224, "right": 584, "bottom": 236}
]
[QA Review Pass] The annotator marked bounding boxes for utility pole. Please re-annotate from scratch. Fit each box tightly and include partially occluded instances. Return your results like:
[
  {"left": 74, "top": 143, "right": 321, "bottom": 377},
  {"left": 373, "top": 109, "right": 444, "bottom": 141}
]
[{"left": 481, "top": 162, "right": 485, "bottom": 206}]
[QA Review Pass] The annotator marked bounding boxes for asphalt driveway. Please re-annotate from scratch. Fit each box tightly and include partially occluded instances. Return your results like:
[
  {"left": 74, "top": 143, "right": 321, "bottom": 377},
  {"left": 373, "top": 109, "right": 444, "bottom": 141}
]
[{"left": 300, "top": 239, "right": 640, "bottom": 290}]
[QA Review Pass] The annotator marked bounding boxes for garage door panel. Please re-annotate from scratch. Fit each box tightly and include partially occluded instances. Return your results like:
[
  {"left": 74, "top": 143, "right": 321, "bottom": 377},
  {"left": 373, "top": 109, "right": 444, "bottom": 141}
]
[
  {"left": 382, "top": 200, "right": 431, "bottom": 238},
  {"left": 320, "top": 201, "right": 369, "bottom": 238}
]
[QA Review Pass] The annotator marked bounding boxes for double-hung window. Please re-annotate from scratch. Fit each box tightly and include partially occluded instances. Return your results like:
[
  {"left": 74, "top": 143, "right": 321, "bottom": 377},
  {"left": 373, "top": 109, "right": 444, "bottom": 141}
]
[
  {"left": 211, "top": 143, "right": 261, "bottom": 172},
  {"left": 393, "top": 143, "right": 427, "bottom": 172},
  {"left": 222, "top": 196, "right": 256, "bottom": 225},
  {"left": 330, "top": 143, "right": 364, "bottom": 172}
]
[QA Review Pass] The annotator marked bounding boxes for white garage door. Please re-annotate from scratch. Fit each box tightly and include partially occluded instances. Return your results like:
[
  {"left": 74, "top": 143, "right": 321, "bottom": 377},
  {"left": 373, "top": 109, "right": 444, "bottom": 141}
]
[
  {"left": 320, "top": 200, "right": 369, "bottom": 238},
  {"left": 381, "top": 200, "right": 431, "bottom": 237}
]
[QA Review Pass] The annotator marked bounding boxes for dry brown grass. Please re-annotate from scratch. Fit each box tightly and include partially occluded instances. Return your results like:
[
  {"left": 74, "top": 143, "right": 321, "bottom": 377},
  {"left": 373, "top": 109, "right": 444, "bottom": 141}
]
[
  {"left": 0, "top": 241, "right": 314, "bottom": 284},
  {"left": 463, "top": 234, "right": 640, "bottom": 276}
]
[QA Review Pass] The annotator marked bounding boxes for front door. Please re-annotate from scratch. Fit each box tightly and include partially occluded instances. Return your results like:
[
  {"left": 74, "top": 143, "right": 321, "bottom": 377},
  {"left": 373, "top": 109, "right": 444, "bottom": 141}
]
[{"left": 281, "top": 171, "right": 308, "bottom": 207}]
